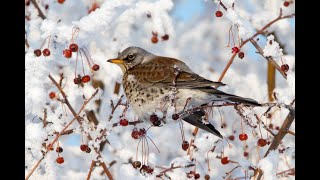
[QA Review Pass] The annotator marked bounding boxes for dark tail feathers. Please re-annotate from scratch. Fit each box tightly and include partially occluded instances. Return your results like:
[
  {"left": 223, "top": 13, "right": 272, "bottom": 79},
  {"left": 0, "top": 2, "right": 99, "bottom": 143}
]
[{"left": 182, "top": 110, "right": 223, "bottom": 138}]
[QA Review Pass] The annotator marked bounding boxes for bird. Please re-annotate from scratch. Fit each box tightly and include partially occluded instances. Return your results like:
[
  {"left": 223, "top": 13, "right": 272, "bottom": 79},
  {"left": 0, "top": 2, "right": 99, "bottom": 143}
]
[{"left": 107, "top": 46, "right": 260, "bottom": 138}]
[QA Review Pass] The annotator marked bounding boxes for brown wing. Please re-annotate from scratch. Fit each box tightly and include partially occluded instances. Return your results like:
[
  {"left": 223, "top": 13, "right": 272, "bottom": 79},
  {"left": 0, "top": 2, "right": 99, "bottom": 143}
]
[{"left": 127, "top": 56, "right": 225, "bottom": 88}]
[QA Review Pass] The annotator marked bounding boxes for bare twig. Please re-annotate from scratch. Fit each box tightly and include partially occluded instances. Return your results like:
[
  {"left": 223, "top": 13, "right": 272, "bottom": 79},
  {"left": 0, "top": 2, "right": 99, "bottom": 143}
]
[
  {"left": 156, "top": 163, "right": 195, "bottom": 178},
  {"left": 254, "top": 114, "right": 275, "bottom": 136},
  {"left": 108, "top": 95, "right": 124, "bottom": 121},
  {"left": 249, "top": 38, "right": 287, "bottom": 79},
  {"left": 86, "top": 161, "right": 95, "bottom": 180},
  {"left": 30, "top": 0, "right": 46, "bottom": 19}
]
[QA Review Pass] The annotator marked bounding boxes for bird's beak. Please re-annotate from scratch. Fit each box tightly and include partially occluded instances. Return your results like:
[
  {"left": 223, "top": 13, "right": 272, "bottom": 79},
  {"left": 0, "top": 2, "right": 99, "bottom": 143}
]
[{"left": 107, "top": 59, "right": 124, "bottom": 64}]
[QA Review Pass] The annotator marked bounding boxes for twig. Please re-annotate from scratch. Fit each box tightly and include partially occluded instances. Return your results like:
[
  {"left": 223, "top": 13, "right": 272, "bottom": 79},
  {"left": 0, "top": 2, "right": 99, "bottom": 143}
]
[
  {"left": 30, "top": 0, "right": 46, "bottom": 19},
  {"left": 286, "top": 130, "right": 295, "bottom": 136},
  {"left": 156, "top": 163, "right": 195, "bottom": 177},
  {"left": 276, "top": 168, "right": 295, "bottom": 176},
  {"left": 86, "top": 161, "right": 95, "bottom": 180},
  {"left": 112, "top": 120, "right": 143, "bottom": 127},
  {"left": 108, "top": 95, "right": 124, "bottom": 121},
  {"left": 25, "top": 30, "right": 30, "bottom": 48},
  {"left": 249, "top": 38, "right": 287, "bottom": 79},
  {"left": 223, "top": 165, "right": 241, "bottom": 179},
  {"left": 253, "top": 114, "right": 275, "bottom": 136}
]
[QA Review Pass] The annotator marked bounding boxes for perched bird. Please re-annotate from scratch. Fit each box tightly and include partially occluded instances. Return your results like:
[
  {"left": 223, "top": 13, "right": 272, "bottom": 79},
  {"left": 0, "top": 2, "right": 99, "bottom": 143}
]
[{"left": 107, "top": 47, "right": 260, "bottom": 138}]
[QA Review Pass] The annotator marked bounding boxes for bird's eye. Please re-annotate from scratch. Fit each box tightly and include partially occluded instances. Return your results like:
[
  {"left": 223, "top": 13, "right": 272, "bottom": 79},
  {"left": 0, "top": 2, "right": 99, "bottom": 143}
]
[{"left": 127, "top": 54, "right": 135, "bottom": 61}]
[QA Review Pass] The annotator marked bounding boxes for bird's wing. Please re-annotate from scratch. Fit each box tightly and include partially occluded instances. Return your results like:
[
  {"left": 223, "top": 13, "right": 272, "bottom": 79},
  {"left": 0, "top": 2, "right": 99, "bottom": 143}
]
[{"left": 128, "top": 56, "right": 225, "bottom": 88}]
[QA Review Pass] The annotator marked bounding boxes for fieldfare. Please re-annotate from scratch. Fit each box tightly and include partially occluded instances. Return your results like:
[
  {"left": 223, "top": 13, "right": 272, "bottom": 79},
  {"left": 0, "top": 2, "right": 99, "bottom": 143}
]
[{"left": 107, "top": 47, "right": 260, "bottom": 138}]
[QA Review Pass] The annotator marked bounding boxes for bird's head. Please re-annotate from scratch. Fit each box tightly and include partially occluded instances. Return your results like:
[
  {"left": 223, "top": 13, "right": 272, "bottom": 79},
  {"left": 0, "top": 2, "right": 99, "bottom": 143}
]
[{"left": 107, "top": 46, "right": 154, "bottom": 73}]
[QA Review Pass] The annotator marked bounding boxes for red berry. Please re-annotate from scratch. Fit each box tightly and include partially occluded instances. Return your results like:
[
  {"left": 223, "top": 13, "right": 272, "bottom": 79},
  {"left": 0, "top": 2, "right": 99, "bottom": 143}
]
[
  {"left": 281, "top": 64, "right": 289, "bottom": 72},
  {"left": 244, "top": 152, "right": 249, "bottom": 157},
  {"left": 182, "top": 141, "right": 189, "bottom": 151},
  {"left": 221, "top": 157, "right": 229, "bottom": 165},
  {"left": 57, "top": 0, "right": 65, "bottom": 4},
  {"left": 74, "top": 77, "right": 82, "bottom": 84},
  {"left": 215, "top": 10, "right": 223, "bottom": 17},
  {"left": 34, "top": 49, "right": 41, "bottom": 57},
  {"left": 86, "top": 147, "right": 91, "bottom": 153},
  {"left": 172, "top": 113, "right": 179, "bottom": 120},
  {"left": 49, "top": 92, "right": 56, "bottom": 99},
  {"left": 132, "top": 161, "right": 142, "bottom": 169},
  {"left": 238, "top": 52, "right": 245, "bottom": 59},
  {"left": 161, "top": 34, "right": 169, "bottom": 41},
  {"left": 42, "top": 48, "right": 51, "bottom": 56},
  {"left": 92, "top": 64, "right": 100, "bottom": 71},
  {"left": 239, "top": 133, "right": 248, "bottom": 141},
  {"left": 131, "top": 129, "right": 140, "bottom": 139},
  {"left": 232, "top": 47, "right": 240, "bottom": 54},
  {"left": 45, "top": 4, "right": 49, "bottom": 10},
  {"left": 81, "top": 75, "right": 91, "bottom": 83},
  {"left": 151, "top": 36, "right": 158, "bottom": 44},
  {"left": 69, "top": 43, "right": 78, "bottom": 52},
  {"left": 63, "top": 49, "right": 72, "bottom": 58},
  {"left": 26, "top": 0, "right": 30, "bottom": 6},
  {"left": 275, "top": 126, "right": 280, "bottom": 130},
  {"left": 194, "top": 173, "right": 200, "bottom": 179},
  {"left": 80, "top": 144, "right": 88, "bottom": 151},
  {"left": 56, "top": 147, "right": 63, "bottom": 153},
  {"left": 119, "top": 119, "right": 129, "bottom": 126},
  {"left": 228, "top": 135, "right": 235, "bottom": 141},
  {"left": 56, "top": 157, "right": 64, "bottom": 164},
  {"left": 284, "top": 1, "right": 290, "bottom": 7},
  {"left": 150, "top": 114, "right": 160, "bottom": 126},
  {"left": 257, "top": 139, "right": 267, "bottom": 147}
]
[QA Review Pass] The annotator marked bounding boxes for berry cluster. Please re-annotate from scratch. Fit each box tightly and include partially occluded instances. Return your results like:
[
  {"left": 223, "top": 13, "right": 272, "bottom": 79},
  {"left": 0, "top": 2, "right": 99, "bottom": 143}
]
[
  {"left": 34, "top": 36, "right": 52, "bottom": 57},
  {"left": 131, "top": 128, "right": 146, "bottom": 139},
  {"left": 151, "top": 31, "right": 169, "bottom": 44}
]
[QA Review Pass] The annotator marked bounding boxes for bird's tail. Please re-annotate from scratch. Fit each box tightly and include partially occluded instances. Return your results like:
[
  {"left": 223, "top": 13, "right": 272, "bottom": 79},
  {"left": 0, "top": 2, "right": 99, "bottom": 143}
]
[
  {"left": 198, "top": 87, "right": 260, "bottom": 106},
  {"left": 223, "top": 93, "right": 261, "bottom": 106},
  {"left": 182, "top": 110, "right": 223, "bottom": 138}
]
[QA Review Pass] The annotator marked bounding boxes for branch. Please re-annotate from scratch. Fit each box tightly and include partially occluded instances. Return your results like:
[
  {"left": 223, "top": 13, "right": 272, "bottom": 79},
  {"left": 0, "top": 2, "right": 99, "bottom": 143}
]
[
  {"left": 156, "top": 163, "right": 195, "bottom": 178},
  {"left": 26, "top": 75, "right": 114, "bottom": 180},
  {"left": 253, "top": 114, "right": 276, "bottom": 136},
  {"left": 86, "top": 161, "right": 95, "bottom": 180},
  {"left": 30, "top": 0, "right": 46, "bottom": 19},
  {"left": 249, "top": 38, "right": 287, "bottom": 79},
  {"left": 253, "top": 105, "right": 295, "bottom": 180}
]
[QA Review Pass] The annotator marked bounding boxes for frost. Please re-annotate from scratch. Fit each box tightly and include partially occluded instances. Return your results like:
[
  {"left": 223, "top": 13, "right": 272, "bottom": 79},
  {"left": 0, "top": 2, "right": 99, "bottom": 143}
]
[{"left": 263, "top": 34, "right": 284, "bottom": 59}]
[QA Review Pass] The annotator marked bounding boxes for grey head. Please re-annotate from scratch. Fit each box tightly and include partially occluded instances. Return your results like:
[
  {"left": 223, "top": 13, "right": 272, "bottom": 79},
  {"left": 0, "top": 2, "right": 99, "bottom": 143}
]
[{"left": 107, "top": 46, "right": 155, "bottom": 73}]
